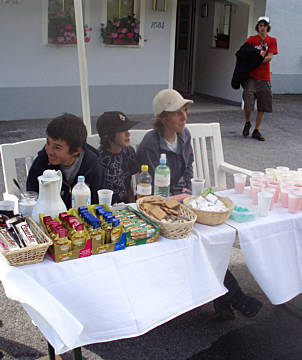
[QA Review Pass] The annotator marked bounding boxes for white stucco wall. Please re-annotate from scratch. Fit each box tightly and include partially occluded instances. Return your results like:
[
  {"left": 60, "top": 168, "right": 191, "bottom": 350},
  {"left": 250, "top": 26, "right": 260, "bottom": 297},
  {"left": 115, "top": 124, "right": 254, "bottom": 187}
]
[
  {"left": 0, "top": 0, "right": 176, "bottom": 119},
  {"left": 266, "top": 0, "right": 302, "bottom": 75},
  {"left": 0, "top": 0, "right": 173, "bottom": 87}
]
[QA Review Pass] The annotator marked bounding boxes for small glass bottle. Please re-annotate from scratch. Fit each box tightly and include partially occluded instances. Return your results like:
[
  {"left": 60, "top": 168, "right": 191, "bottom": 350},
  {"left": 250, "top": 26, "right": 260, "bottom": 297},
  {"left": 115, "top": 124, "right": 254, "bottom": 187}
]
[{"left": 136, "top": 165, "right": 152, "bottom": 199}]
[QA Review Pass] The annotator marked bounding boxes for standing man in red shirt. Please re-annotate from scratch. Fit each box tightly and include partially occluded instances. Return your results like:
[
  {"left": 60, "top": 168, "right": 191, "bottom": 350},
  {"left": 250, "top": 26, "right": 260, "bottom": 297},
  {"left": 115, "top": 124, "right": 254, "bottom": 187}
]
[{"left": 242, "top": 16, "right": 278, "bottom": 141}]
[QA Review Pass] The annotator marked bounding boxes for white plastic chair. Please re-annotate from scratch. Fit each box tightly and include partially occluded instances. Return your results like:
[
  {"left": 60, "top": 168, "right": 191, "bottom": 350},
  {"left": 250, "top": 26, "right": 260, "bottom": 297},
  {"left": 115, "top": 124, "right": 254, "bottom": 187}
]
[
  {"left": 0, "top": 124, "right": 250, "bottom": 208},
  {"left": 0, "top": 130, "right": 151, "bottom": 207},
  {"left": 0, "top": 138, "right": 46, "bottom": 211},
  {"left": 186, "top": 123, "right": 252, "bottom": 190}
]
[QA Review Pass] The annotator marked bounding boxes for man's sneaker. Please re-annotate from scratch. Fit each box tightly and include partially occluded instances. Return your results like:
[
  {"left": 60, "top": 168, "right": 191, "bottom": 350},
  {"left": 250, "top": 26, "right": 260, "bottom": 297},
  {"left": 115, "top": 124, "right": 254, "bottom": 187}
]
[
  {"left": 252, "top": 129, "right": 265, "bottom": 141},
  {"left": 242, "top": 122, "right": 251, "bottom": 137}
]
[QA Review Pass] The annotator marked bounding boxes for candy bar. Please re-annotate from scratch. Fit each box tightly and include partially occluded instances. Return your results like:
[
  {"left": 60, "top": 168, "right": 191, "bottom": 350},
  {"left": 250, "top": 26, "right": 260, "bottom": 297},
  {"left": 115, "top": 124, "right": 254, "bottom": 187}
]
[
  {"left": 0, "top": 228, "right": 20, "bottom": 250},
  {"left": 13, "top": 218, "right": 38, "bottom": 247}
]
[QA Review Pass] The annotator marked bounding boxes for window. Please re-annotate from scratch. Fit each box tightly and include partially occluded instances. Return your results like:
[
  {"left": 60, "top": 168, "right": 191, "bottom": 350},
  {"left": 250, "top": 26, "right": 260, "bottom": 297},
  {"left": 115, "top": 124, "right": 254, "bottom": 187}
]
[
  {"left": 46, "top": 0, "right": 90, "bottom": 45},
  {"left": 213, "top": 1, "right": 232, "bottom": 49},
  {"left": 101, "top": 0, "right": 144, "bottom": 46},
  {"left": 107, "top": 0, "right": 135, "bottom": 20}
]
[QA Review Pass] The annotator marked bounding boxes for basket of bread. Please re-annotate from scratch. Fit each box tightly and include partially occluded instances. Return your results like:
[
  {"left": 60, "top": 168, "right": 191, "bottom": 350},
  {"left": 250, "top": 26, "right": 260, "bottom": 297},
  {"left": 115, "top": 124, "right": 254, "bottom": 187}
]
[
  {"left": 183, "top": 189, "right": 234, "bottom": 226},
  {"left": 136, "top": 196, "right": 197, "bottom": 239}
]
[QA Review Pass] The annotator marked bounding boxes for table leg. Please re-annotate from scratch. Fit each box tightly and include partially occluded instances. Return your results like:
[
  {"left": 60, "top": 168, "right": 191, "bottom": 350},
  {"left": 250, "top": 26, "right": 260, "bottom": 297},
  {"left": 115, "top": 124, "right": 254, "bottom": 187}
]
[
  {"left": 47, "top": 342, "right": 56, "bottom": 360},
  {"left": 72, "top": 347, "right": 82, "bottom": 360}
]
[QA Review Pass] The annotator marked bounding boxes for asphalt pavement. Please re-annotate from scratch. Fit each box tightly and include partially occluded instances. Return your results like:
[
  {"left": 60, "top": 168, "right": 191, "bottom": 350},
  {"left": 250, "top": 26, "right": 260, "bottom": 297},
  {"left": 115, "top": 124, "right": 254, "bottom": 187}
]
[{"left": 0, "top": 94, "right": 302, "bottom": 360}]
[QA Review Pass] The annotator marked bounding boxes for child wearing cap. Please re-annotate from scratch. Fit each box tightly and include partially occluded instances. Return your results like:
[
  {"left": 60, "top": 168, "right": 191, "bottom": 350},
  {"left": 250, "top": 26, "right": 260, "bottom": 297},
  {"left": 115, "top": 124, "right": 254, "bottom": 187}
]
[
  {"left": 96, "top": 111, "right": 139, "bottom": 204},
  {"left": 136, "top": 89, "right": 194, "bottom": 196},
  {"left": 137, "top": 89, "right": 263, "bottom": 321}
]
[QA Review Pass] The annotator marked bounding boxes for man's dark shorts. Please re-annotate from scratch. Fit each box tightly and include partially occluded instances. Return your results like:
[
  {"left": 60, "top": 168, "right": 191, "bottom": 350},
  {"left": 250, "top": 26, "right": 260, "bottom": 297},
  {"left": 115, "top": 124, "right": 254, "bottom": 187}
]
[{"left": 243, "top": 78, "right": 272, "bottom": 112}]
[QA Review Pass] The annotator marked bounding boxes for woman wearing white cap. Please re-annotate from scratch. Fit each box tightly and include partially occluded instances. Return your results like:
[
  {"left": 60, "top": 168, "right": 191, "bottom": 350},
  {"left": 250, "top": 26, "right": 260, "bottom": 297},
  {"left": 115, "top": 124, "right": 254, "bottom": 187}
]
[{"left": 136, "top": 88, "right": 194, "bottom": 196}]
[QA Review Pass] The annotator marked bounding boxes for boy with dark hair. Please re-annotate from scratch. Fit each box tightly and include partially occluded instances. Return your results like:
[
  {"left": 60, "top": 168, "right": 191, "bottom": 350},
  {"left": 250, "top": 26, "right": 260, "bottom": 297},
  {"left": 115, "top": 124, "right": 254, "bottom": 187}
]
[
  {"left": 242, "top": 16, "right": 278, "bottom": 141},
  {"left": 96, "top": 111, "right": 139, "bottom": 204},
  {"left": 27, "top": 113, "right": 104, "bottom": 208}
]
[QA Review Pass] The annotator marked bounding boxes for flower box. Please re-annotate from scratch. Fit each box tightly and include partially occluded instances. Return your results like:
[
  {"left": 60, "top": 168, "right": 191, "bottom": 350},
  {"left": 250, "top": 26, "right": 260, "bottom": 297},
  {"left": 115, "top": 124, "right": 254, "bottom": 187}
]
[{"left": 101, "top": 14, "right": 141, "bottom": 46}]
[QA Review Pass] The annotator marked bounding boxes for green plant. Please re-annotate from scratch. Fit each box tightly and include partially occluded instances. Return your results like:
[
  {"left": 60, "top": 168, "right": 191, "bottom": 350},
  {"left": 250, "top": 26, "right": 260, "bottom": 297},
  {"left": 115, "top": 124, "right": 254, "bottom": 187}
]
[{"left": 101, "top": 14, "right": 141, "bottom": 45}]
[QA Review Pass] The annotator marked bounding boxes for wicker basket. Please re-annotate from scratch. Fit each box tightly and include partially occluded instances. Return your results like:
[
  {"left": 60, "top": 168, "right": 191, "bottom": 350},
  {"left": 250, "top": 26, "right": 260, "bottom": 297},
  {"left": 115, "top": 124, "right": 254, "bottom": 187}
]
[
  {"left": 136, "top": 196, "right": 197, "bottom": 239},
  {"left": 183, "top": 195, "right": 234, "bottom": 226},
  {"left": 0, "top": 216, "right": 53, "bottom": 266}
]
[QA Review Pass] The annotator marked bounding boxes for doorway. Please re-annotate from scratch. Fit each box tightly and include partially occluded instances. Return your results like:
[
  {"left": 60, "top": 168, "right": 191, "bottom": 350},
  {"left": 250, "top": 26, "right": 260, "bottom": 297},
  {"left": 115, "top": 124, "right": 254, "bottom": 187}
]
[{"left": 173, "top": 0, "right": 196, "bottom": 95}]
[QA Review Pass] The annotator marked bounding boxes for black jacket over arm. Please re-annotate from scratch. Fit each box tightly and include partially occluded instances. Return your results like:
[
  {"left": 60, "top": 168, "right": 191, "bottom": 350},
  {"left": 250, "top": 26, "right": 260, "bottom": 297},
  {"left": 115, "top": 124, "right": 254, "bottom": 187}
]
[{"left": 231, "top": 42, "right": 264, "bottom": 89}]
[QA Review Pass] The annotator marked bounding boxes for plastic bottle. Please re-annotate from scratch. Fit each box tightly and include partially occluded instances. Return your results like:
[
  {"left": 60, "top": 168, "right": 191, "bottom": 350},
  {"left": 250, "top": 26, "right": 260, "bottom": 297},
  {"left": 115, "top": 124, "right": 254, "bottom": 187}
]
[
  {"left": 136, "top": 165, "right": 152, "bottom": 199},
  {"left": 71, "top": 175, "right": 91, "bottom": 208},
  {"left": 154, "top": 153, "right": 170, "bottom": 197}
]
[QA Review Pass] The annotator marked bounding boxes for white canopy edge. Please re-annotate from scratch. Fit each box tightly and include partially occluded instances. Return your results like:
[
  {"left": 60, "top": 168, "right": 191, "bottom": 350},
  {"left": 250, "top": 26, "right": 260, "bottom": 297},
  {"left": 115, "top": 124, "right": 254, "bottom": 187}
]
[{"left": 74, "top": 0, "right": 91, "bottom": 135}]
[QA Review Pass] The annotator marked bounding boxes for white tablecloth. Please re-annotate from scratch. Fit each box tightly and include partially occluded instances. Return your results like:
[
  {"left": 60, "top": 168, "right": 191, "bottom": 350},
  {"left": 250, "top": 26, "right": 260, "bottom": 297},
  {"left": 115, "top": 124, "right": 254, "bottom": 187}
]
[
  {"left": 220, "top": 188, "right": 302, "bottom": 305},
  {"left": 0, "top": 223, "right": 235, "bottom": 354}
]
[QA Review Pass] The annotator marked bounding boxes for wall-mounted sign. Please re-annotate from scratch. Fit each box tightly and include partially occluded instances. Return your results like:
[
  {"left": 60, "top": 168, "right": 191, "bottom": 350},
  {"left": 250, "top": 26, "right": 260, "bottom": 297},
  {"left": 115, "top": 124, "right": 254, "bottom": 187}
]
[
  {"left": 153, "top": 0, "right": 167, "bottom": 12},
  {"left": 150, "top": 21, "right": 165, "bottom": 29}
]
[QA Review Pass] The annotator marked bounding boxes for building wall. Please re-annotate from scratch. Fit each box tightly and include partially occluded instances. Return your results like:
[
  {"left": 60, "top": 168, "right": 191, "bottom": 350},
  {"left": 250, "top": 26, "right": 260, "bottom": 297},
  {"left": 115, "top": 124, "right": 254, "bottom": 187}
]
[
  {"left": 266, "top": 0, "right": 302, "bottom": 93},
  {"left": 0, "top": 0, "right": 174, "bottom": 120},
  {"left": 192, "top": 0, "right": 302, "bottom": 101}
]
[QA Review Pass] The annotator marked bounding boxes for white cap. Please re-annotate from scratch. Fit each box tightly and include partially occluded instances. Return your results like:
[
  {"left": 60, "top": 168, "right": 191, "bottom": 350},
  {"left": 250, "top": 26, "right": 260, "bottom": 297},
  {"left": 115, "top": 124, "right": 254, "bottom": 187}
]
[
  {"left": 152, "top": 89, "right": 193, "bottom": 117},
  {"left": 257, "top": 16, "right": 270, "bottom": 24}
]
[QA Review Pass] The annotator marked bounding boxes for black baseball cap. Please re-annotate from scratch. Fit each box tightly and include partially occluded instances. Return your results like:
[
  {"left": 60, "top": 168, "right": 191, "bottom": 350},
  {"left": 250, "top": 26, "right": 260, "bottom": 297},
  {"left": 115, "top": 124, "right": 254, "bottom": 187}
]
[{"left": 96, "top": 111, "right": 139, "bottom": 135}]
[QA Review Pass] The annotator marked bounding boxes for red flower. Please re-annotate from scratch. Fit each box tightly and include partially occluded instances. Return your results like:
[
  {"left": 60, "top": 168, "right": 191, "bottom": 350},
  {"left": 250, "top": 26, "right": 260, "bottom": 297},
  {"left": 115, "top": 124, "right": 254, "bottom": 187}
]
[
  {"left": 85, "top": 37, "right": 90, "bottom": 43},
  {"left": 65, "top": 24, "right": 73, "bottom": 30},
  {"left": 117, "top": 28, "right": 122, "bottom": 33},
  {"left": 119, "top": 34, "right": 125, "bottom": 38},
  {"left": 127, "top": 33, "right": 134, "bottom": 38}
]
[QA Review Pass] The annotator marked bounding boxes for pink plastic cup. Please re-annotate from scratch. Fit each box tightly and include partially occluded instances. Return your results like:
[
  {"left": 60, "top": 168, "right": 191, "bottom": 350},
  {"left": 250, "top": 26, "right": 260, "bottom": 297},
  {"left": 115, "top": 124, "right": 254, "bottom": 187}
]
[
  {"left": 267, "top": 181, "right": 280, "bottom": 203},
  {"left": 233, "top": 173, "right": 247, "bottom": 194},
  {"left": 288, "top": 191, "right": 299, "bottom": 214},
  {"left": 265, "top": 187, "right": 276, "bottom": 210},
  {"left": 251, "top": 184, "right": 264, "bottom": 205},
  {"left": 280, "top": 190, "right": 288, "bottom": 208}
]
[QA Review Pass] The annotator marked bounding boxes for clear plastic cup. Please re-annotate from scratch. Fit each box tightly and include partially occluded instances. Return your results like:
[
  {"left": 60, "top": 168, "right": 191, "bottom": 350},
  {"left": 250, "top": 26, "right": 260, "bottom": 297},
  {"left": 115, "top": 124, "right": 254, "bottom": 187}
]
[
  {"left": 257, "top": 191, "right": 274, "bottom": 217},
  {"left": 276, "top": 166, "right": 290, "bottom": 173},
  {"left": 264, "top": 187, "right": 276, "bottom": 210},
  {"left": 97, "top": 189, "right": 113, "bottom": 207},
  {"left": 279, "top": 184, "right": 289, "bottom": 208},
  {"left": 267, "top": 181, "right": 280, "bottom": 203},
  {"left": 18, "top": 191, "right": 38, "bottom": 217},
  {"left": 265, "top": 168, "right": 277, "bottom": 178},
  {"left": 250, "top": 171, "right": 265, "bottom": 178},
  {"left": 0, "top": 200, "right": 15, "bottom": 212},
  {"left": 191, "top": 178, "right": 205, "bottom": 196},
  {"left": 233, "top": 173, "right": 247, "bottom": 194}
]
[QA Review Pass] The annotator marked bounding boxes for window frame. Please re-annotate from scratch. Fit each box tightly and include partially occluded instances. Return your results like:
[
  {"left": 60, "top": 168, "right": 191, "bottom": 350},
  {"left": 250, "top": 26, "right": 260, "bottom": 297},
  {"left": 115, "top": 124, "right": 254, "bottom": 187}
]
[
  {"left": 100, "top": 0, "right": 145, "bottom": 47},
  {"left": 212, "top": 1, "right": 232, "bottom": 49},
  {"left": 42, "top": 0, "right": 90, "bottom": 46}
]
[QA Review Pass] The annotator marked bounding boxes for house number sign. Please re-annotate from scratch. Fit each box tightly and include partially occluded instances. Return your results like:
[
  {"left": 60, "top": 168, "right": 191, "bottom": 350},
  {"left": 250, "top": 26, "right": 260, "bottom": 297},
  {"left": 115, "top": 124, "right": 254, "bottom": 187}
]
[{"left": 150, "top": 21, "right": 165, "bottom": 29}]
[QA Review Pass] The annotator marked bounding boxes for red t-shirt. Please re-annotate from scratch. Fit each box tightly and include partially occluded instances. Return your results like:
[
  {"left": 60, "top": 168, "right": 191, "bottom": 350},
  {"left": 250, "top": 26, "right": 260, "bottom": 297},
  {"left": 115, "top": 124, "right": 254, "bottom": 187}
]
[{"left": 246, "top": 34, "right": 278, "bottom": 81}]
